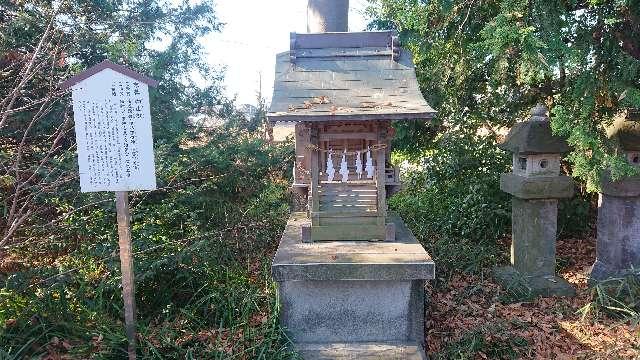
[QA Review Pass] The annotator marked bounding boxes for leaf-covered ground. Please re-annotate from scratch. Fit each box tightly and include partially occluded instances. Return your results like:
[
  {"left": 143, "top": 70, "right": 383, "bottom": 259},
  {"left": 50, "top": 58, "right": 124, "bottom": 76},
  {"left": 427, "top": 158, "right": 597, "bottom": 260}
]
[{"left": 426, "top": 237, "right": 640, "bottom": 359}]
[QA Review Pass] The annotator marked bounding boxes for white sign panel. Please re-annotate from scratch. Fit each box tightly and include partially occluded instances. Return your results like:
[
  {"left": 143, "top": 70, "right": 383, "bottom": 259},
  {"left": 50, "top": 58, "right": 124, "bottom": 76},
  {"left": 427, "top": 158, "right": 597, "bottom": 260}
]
[{"left": 71, "top": 68, "right": 156, "bottom": 192}]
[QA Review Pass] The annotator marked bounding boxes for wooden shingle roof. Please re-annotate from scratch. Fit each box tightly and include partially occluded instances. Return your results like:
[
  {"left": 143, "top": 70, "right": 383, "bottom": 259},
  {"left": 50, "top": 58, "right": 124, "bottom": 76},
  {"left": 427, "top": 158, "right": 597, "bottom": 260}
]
[{"left": 267, "top": 31, "right": 436, "bottom": 122}]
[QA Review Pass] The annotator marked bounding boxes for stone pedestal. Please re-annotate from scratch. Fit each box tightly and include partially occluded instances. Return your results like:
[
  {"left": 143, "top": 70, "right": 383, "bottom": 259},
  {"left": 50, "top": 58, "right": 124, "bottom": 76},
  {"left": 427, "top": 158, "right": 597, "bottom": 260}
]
[
  {"left": 511, "top": 198, "right": 558, "bottom": 277},
  {"left": 495, "top": 174, "right": 575, "bottom": 297},
  {"left": 590, "top": 177, "right": 640, "bottom": 281},
  {"left": 272, "top": 213, "right": 434, "bottom": 359}
]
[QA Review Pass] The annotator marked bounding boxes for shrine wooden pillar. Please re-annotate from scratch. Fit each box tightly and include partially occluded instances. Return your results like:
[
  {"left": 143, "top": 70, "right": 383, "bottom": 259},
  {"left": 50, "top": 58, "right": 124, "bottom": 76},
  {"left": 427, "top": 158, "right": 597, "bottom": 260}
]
[
  {"left": 376, "top": 122, "right": 387, "bottom": 226},
  {"left": 309, "top": 124, "right": 320, "bottom": 226}
]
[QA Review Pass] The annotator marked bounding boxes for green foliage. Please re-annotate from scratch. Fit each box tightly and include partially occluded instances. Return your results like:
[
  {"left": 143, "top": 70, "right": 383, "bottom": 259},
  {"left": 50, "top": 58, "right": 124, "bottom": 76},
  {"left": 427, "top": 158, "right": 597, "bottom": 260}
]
[
  {"left": 389, "top": 128, "right": 591, "bottom": 282},
  {"left": 390, "top": 120, "right": 441, "bottom": 159},
  {"left": 369, "top": 0, "right": 640, "bottom": 191},
  {"left": 389, "top": 132, "right": 512, "bottom": 278},
  {"left": 579, "top": 274, "right": 640, "bottom": 324},
  {"left": 434, "top": 324, "right": 528, "bottom": 360},
  {"left": 1, "top": 1, "right": 299, "bottom": 357},
  {"left": 0, "top": 0, "right": 231, "bottom": 243},
  {"left": 1, "top": 132, "right": 297, "bottom": 358},
  {"left": 557, "top": 192, "right": 593, "bottom": 238}
]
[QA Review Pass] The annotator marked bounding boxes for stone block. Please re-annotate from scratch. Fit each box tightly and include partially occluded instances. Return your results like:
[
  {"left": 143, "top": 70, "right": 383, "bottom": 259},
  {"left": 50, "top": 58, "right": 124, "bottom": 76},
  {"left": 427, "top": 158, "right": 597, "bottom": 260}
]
[
  {"left": 279, "top": 280, "right": 424, "bottom": 344},
  {"left": 295, "top": 342, "right": 427, "bottom": 359},
  {"left": 385, "top": 222, "right": 396, "bottom": 242},
  {"left": 301, "top": 223, "right": 312, "bottom": 243},
  {"left": 500, "top": 173, "right": 574, "bottom": 199},
  {"left": 272, "top": 212, "right": 434, "bottom": 358},
  {"left": 590, "top": 193, "right": 640, "bottom": 281},
  {"left": 272, "top": 213, "right": 435, "bottom": 281},
  {"left": 600, "top": 175, "right": 640, "bottom": 197},
  {"left": 494, "top": 197, "right": 576, "bottom": 297},
  {"left": 511, "top": 198, "right": 558, "bottom": 277},
  {"left": 493, "top": 266, "right": 575, "bottom": 297}
]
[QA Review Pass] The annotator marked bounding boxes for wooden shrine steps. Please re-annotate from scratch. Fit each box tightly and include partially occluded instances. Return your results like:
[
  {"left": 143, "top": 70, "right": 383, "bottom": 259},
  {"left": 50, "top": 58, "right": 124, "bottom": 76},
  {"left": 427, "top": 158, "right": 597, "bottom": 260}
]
[
  {"left": 319, "top": 182, "right": 377, "bottom": 213},
  {"left": 304, "top": 181, "right": 393, "bottom": 242}
]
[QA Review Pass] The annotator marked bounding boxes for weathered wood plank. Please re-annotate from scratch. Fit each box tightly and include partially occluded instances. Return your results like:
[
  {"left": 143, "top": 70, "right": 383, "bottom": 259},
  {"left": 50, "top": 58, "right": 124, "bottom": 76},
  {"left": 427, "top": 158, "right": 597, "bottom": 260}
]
[
  {"left": 318, "top": 216, "right": 381, "bottom": 226},
  {"left": 293, "top": 58, "right": 412, "bottom": 72},
  {"left": 269, "top": 37, "right": 435, "bottom": 122},
  {"left": 294, "top": 47, "right": 394, "bottom": 59},
  {"left": 320, "top": 188, "right": 377, "bottom": 193},
  {"left": 274, "top": 77, "right": 419, "bottom": 92},
  {"left": 320, "top": 194, "right": 377, "bottom": 201},
  {"left": 267, "top": 111, "right": 436, "bottom": 122},
  {"left": 310, "top": 224, "right": 387, "bottom": 241},
  {"left": 294, "top": 123, "right": 310, "bottom": 184},
  {"left": 292, "top": 31, "right": 395, "bottom": 50},
  {"left": 318, "top": 132, "right": 377, "bottom": 141},
  {"left": 115, "top": 191, "right": 137, "bottom": 360},
  {"left": 272, "top": 90, "right": 425, "bottom": 106},
  {"left": 310, "top": 126, "right": 320, "bottom": 226},
  {"left": 321, "top": 203, "right": 377, "bottom": 209},
  {"left": 275, "top": 69, "right": 414, "bottom": 83},
  {"left": 312, "top": 209, "right": 379, "bottom": 217},
  {"left": 377, "top": 124, "right": 388, "bottom": 222}
]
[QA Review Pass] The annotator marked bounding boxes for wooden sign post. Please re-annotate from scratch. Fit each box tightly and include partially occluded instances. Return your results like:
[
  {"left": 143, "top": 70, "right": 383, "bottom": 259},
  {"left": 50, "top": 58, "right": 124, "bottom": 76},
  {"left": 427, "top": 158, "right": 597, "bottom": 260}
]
[
  {"left": 62, "top": 60, "right": 158, "bottom": 360},
  {"left": 116, "top": 191, "right": 136, "bottom": 358}
]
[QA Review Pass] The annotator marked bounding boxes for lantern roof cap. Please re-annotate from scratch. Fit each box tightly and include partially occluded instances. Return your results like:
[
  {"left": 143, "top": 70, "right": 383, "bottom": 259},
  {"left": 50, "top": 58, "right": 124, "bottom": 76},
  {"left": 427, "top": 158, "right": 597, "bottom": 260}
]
[
  {"left": 267, "top": 31, "right": 436, "bottom": 122},
  {"left": 499, "top": 105, "right": 570, "bottom": 155},
  {"left": 606, "top": 110, "right": 640, "bottom": 151}
]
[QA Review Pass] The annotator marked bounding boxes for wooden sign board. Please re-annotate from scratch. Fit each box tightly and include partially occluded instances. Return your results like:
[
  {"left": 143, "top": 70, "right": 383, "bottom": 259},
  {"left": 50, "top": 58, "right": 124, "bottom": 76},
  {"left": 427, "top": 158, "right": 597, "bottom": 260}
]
[
  {"left": 65, "top": 61, "right": 157, "bottom": 192},
  {"left": 63, "top": 60, "right": 159, "bottom": 359}
]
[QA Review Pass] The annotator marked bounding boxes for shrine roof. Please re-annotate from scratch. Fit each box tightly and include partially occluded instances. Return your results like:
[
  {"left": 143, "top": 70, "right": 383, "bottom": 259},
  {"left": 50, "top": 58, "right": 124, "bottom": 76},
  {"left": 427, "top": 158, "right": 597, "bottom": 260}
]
[
  {"left": 267, "top": 31, "right": 436, "bottom": 122},
  {"left": 61, "top": 59, "right": 158, "bottom": 90}
]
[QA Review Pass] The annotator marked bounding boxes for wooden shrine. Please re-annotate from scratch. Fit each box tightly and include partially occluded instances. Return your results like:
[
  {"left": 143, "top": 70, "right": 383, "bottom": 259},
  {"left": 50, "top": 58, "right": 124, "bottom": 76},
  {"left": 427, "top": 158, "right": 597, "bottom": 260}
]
[
  {"left": 268, "top": 31, "right": 436, "bottom": 242},
  {"left": 269, "top": 9, "right": 436, "bottom": 356}
]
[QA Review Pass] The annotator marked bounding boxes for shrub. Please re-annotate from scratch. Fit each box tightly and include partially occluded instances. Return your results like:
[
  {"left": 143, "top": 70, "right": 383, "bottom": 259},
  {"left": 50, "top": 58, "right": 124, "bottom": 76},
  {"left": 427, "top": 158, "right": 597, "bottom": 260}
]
[
  {"left": 0, "top": 131, "right": 297, "bottom": 359},
  {"left": 390, "top": 131, "right": 512, "bottom": 278}
]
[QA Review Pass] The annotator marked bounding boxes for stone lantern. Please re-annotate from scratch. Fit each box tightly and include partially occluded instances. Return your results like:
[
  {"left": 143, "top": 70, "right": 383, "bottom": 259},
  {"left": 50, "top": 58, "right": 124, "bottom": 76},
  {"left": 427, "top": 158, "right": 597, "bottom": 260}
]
[
  {"left": 590, "top": 111, "right": 640, "bottom": 281},
  {"left": 494, "top": 104, "right": 576, "bottom": 297}
]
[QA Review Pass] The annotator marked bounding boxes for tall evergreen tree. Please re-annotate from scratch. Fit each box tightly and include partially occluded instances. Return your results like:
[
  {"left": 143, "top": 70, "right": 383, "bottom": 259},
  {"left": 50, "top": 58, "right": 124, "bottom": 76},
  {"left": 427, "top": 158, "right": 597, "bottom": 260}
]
[
  {"left": 369, "top": 0, "right": 640, "bottom": 190},
  {"left": 0, "top": 0, "right": 226, "bottom": 244}
]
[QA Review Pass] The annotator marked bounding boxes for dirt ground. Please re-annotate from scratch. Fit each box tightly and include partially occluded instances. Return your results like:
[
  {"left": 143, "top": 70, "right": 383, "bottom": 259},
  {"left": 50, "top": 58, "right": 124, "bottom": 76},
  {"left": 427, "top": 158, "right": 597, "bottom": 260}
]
[{"left": 425, "top": 237, "right": 640, "bottom": 359}]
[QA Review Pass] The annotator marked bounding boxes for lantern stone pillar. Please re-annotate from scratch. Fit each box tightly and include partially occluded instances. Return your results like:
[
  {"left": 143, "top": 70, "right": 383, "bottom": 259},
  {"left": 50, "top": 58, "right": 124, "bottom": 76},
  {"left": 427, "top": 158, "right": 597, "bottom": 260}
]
[
  {"left": 494, "top": 105, "right": 576, "bottom": 297},
  {"left": 590, "top": 113, "right": 640, "bottom": 281}
]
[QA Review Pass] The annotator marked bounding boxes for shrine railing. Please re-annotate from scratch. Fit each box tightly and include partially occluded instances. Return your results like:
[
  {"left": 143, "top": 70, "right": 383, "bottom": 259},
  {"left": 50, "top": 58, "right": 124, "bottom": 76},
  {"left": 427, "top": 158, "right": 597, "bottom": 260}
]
[{"left": 307, "top": 142, "right": 387, "bottom": 220}]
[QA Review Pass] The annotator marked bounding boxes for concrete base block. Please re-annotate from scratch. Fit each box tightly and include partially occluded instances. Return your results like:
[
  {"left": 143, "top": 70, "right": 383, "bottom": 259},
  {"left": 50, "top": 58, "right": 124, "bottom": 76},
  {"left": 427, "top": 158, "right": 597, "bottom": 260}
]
[
  {"left": 511, "top": 198, "right": 558, "bottom": 277},
  {"left": 600, "top": 175, "right": 640, "bottom": 197},
  {"left": 385, "top": 222, "right": 395, "bottom": 242},
  {"left": 273, "top": 212, "right": 434, "bottom": 358},
  {"left": 493, "top": 265, "right": 575, "bottom": 298},
  {"left": 296, "top": 342, "right": 427, "bottom": 360},
  {"left": 279, "top": 280, "right": 424, "bottom": 344},
  {"left": 590, "top": 193, "right": 640, "bottom": 282},
  {"left": 500, "top": 173, "right": 574, "bottom": 199},
  {"left": 301, "top": 223, "right": 312, "bottom": 243}
]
